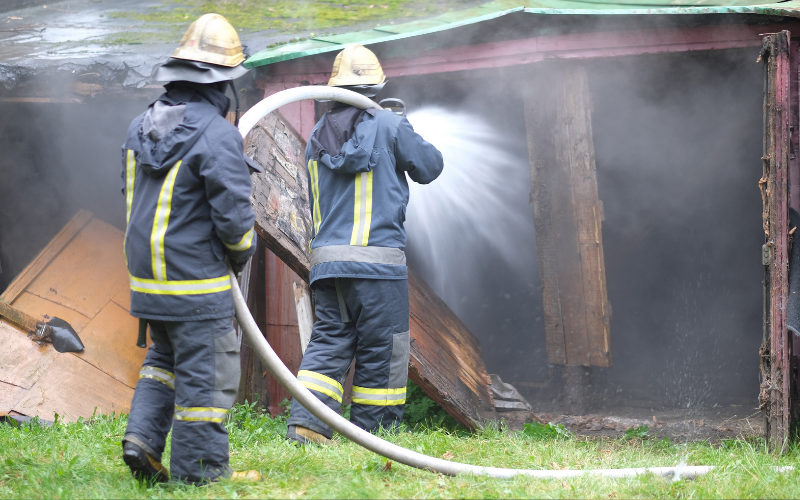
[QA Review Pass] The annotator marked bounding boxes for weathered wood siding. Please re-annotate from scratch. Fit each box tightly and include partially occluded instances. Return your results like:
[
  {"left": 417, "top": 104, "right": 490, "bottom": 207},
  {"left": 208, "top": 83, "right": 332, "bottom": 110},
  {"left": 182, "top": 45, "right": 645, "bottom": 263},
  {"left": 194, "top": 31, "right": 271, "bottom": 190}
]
[{"left": 523, "top": 65, "right": 612, "bottom": 368}]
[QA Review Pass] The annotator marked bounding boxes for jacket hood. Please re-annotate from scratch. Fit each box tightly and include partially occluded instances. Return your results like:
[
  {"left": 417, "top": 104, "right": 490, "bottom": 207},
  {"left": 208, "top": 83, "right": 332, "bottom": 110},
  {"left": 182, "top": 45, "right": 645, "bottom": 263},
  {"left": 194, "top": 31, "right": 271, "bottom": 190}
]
[
  {"left": 138, "top": 82, "right": 230, "bottom": 178},
  {"left": 315, "top": 107, "right": 379, "bottom": 173}
]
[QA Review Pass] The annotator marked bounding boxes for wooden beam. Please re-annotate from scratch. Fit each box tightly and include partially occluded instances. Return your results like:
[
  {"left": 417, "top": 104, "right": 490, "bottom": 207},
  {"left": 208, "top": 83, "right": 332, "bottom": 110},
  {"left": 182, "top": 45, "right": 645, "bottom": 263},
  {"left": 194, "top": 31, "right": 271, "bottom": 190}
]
[
  {"left": 523, "top": 65, "right": 611, "bottom": 368},
  {"left": 246, "top": 108, "right": 498, "bottom": 428},
  {"left": 759, "top": 31, "right": 792, "bottom": 449},
  {"left": 0, "top": 300, "right": 38, "bottom": 333}
]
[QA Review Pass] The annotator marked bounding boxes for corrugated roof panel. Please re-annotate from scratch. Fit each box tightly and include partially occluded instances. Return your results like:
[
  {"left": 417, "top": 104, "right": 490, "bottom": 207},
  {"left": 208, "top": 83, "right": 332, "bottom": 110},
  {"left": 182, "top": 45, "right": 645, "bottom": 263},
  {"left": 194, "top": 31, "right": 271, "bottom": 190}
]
[{"left": 244, "top": 1, "right": 800, "bottom": 69}]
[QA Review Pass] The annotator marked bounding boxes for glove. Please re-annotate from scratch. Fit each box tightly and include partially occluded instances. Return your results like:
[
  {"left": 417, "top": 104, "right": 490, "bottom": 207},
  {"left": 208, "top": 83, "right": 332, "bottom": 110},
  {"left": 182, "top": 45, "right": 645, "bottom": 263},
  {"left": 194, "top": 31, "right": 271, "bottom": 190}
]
[{"left": 230, "top": 259, "right": 248, "bottom": 278}]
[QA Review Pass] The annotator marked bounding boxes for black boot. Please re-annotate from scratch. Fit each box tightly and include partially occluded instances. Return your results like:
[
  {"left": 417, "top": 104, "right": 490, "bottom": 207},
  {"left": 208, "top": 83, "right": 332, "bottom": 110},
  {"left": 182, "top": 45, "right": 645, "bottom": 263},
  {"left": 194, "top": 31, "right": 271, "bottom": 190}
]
[{"left": 122, "top": 441, "right": 169, "bottom": 483}]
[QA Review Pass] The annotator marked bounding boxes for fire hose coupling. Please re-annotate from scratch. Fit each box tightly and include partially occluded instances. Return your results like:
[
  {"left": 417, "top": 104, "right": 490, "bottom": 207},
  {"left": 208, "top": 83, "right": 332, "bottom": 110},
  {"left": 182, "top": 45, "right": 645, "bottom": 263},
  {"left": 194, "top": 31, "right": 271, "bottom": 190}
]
[{"left": 378, "top": 98, "right": 406, "bottom": 116}]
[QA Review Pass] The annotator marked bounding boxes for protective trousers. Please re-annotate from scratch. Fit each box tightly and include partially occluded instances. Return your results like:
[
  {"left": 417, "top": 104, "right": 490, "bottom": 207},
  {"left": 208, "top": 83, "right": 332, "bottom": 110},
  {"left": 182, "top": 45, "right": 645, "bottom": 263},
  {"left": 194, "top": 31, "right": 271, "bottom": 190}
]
[
  {"left": 288, "top": 278, "right": 410, "bottom": 439},
  {"left": 123, "top": 317, "right": 240, "bottom": 483}
]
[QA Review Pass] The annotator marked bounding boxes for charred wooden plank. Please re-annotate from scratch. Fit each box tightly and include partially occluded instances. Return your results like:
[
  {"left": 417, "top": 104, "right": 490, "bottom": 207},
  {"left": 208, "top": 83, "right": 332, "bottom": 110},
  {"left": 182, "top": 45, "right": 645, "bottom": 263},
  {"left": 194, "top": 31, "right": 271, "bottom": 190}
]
[
  {"left": 408, "top": 269, "right": 496, "bottom": 428},
  {"left": 524, "top": 65, "right": 611, "bottom": 368},
  {"left": 246, "top": 110, "right": 497, "bottom": 429},
  {"left": 0, "top": 299, "right": 38, "bottom": 333},
  {"left": 760, "top": 31, "right": 792, "bottom": 449},
  {"left": 245, "top": 111, "right": 312, "bottom": 283}
]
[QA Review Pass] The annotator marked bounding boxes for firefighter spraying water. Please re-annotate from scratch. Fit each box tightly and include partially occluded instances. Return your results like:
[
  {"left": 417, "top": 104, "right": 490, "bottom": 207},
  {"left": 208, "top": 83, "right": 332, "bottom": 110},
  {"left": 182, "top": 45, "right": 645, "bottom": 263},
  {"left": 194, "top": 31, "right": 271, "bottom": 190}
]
[{"left": 285, "top": 44, "right": 444, "bottom": 445}]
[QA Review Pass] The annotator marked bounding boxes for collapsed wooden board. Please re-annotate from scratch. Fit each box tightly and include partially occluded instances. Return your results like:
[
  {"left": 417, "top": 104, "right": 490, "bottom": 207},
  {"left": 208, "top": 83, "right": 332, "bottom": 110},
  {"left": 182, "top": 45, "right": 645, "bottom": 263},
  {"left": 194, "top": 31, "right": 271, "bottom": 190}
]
[
  {"left": 245, "top": 111, "right": 497, "bottom": 428},
  {"left": 0, "top": 210, "right": 145, "bottom": 421}
]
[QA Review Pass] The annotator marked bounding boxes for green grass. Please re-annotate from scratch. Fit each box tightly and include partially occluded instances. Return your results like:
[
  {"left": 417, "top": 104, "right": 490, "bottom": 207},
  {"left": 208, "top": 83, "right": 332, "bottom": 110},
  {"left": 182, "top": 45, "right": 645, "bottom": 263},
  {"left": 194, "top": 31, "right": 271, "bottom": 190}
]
[
  {"left": 2, "top": 401, "right": 800, "bottom": 499},
  {"left": 106, "top": 0, "right": 476, "bottom": 39}
]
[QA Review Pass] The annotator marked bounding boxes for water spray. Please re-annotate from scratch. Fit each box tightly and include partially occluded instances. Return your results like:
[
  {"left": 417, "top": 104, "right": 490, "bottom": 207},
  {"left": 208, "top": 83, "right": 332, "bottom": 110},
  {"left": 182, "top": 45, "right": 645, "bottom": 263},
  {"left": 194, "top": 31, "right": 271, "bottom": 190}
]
[{"left": 233, "top": 86, "right": 777, "bottom": 480}]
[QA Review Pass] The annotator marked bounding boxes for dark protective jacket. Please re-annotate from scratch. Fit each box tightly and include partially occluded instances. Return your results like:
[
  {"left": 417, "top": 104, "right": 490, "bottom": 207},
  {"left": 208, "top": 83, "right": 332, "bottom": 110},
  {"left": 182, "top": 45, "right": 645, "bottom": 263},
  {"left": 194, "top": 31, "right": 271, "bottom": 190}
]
[
  {"left": 121, "top": 82, "right": 257, "bottom": 321},
  {"left": 306, "top": 105, "right": 444, "bottom": 283}
]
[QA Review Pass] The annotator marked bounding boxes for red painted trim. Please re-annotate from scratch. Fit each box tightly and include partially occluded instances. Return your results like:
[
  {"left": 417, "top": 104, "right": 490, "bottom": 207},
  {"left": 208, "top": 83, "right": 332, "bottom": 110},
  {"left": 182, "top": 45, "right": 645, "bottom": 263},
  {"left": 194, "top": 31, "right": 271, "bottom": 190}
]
[
  {"left": 791, "top": 41, "right": 800, "bottom": 213},
  {"left": 259, "top": 22, "right": 795, "bottom": 85},
  {"left": 772, "top": 30, "right": 791, "bottom": 441}
]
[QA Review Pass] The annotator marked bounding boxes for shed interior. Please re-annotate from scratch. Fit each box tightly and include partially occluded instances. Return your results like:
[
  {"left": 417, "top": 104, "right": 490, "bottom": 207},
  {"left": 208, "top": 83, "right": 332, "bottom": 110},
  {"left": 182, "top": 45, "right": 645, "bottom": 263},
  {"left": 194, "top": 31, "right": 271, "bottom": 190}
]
[{"left": 391, "top": 47, "right": 764, "bottom": 419}]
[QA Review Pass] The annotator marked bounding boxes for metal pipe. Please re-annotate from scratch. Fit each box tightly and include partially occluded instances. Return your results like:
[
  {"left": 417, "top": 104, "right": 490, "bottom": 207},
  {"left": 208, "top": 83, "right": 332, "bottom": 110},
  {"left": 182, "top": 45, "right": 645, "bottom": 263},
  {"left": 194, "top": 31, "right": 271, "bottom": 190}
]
[{"left": 232, "top": 86, "right": 730, "bottom": 479}]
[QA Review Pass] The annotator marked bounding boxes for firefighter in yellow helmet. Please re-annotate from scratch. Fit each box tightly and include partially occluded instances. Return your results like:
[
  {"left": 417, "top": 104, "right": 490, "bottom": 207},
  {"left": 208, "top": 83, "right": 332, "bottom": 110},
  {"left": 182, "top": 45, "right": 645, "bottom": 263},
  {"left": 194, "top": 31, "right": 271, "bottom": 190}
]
[
  {"left": 121, "top": 14, "right": 259, "bottom": 484},
  {"left": 286, "top": 44, "right": 443, "bottom": 445}
]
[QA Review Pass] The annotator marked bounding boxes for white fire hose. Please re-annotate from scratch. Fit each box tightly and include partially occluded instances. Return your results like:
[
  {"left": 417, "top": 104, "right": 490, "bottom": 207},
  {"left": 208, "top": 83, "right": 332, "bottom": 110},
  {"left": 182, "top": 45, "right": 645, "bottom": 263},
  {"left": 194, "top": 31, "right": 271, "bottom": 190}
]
[{"left": 231, "top": 86, "right": 737, "bottom": 480}]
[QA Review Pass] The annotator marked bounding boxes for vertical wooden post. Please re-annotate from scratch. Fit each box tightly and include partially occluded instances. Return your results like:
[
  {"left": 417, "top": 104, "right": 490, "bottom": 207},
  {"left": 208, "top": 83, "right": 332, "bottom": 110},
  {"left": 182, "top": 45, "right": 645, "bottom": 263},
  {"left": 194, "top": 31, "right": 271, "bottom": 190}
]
[
  {"left": 237, "top": 238, "right": 270, "bottom": 408},
  {"left": 237, "top": 240, "right": 304, "bottom": 417},
  {"left": 523, "top": 65, "right": 612, "bottom": 376},
  {"left": 760, "top": 31, "right": 792, "bottom": 449},
  {"left": 263, "top": 250, "right": 304, "bottom": 417}
]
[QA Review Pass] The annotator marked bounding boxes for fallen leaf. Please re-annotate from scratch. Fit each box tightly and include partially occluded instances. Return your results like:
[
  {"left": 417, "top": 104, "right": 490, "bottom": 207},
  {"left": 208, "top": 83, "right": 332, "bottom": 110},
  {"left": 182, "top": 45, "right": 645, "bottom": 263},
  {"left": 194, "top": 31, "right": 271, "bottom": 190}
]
[
  {"left": 443, "top": 451, "right": 454, "bottom": 460},
  {"left": 653, "top": 416, "right": 659, "bottom": 424},
  {"left": 268, "top": 7, "right": 275, "bottom": 11},
  {"left": 601, "top": 450, "right": 611, "bottom": 454},
  {"left": 552, "top": 462, "right": 560, "bottom": 469},
  {"left": 7, "top": 16, "right": 22, "bottom": 20},
  {"left": 561, "top": 481, "right": 569, "bottom": 489},
  {"left": 369, "top": 4, "right": 374, "bottom": 7},
  {"left": 382, "top": 460, "right": 392, "bottom": 472}
]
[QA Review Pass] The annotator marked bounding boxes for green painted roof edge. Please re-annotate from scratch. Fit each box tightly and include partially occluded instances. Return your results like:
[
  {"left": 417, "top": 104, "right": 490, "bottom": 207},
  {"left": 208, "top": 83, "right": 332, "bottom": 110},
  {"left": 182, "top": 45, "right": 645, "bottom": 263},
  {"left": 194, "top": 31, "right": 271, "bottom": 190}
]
[
  {"left": 244, "top": 3, "right": 800, "bottom": 69},
  {"left": 244, "top": 6, "right": 524, "bottom": 68}
]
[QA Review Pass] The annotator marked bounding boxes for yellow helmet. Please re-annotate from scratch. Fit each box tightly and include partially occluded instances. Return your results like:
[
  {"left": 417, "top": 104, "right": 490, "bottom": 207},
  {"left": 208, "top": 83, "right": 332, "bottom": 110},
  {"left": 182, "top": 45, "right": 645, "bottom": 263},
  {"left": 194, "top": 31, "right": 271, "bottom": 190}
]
[
  {"left": 171, "top": 13, "right": 245, "bottom": 67},
  {"left": 328, "top": 44, "right": 386, "bottom": 87}
]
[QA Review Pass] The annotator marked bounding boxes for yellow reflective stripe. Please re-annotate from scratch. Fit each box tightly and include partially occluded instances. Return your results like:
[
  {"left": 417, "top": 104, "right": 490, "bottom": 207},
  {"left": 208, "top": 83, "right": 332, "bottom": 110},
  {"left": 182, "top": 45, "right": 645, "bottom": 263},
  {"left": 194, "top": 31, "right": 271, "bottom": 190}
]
[
  {"left": 301, "top": 381, "right": 343, "bottom": 403},
  {"left": 298, "top": 370, "right": 343, "bottom": 392},
  {"left": 350, "top": 170, "right": 373, "bottom": 247},
  {"left": 150, "top": 160, "right": 183, "bottom": 281},
  {"left": 361, "top": 170, "right": 373, "bottom": 246},
  {"left": 125, "top": 150, "right": 136, "bottom": 225},
  {"left": 351, "top": 398, "right": 406, "bottom": 406},
  {"left": 351, "top": 386, "right": 406, "bottom": 395},
  {"left": 350, "top": 172, "right": 362, "bottom": 245},
  {"left": 130, "top": 275, "right": 231, "bottom": 295},
  {"left": 174, "top": 405, "right": 228, "bottom": 423},
  {"left": 352, "top": 385, "right": 406, "bottom": 406},
  {"left": 224, "top": 228, "right": 254, "bottom": 252},
  {"left": 139, "top": 367, "right": 175, "bottom": 390},
  {"left": 310, "top": 160, "right": 322, "bottom": 236},
  {"left": 124, "top": 150, "right": 136, "bottom": 266}
]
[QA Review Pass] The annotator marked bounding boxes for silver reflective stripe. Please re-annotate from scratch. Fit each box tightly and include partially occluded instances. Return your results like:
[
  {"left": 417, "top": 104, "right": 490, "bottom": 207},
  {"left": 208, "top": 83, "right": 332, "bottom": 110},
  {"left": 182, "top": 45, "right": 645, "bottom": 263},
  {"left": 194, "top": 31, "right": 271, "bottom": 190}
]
[
  {"left": 298, "top": 371, "right": 344, "bottom": 403},
  {"left": 174, "top": 405, "right": 229, "bottom": 423},
  {"left": 351, "top": 386, "right": 407, "bottom": 406},
  {"left": 310, "top": 245, "right": 406, "bottom": 267},
  {"left": 129, "top": 275, "right": 231, "bottom": 295},
  {"left": 139, "top": 366, "right": 175, "bottom": 390}
]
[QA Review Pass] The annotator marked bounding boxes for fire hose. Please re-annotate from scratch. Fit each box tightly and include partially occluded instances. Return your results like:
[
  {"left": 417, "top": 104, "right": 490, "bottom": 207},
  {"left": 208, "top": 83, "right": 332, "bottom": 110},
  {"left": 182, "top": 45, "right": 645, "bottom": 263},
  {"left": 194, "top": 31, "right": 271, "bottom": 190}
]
[{"left": 232, "top": 86, "right": 740, "bottom": 480}]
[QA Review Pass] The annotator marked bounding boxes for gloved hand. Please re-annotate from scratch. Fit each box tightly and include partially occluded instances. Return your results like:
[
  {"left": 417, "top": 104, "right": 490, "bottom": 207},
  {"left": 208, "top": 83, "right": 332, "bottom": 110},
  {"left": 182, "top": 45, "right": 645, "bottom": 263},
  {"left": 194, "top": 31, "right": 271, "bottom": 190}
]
[{"left": 230, "top": 259, "right": 248, "bottom": 277}]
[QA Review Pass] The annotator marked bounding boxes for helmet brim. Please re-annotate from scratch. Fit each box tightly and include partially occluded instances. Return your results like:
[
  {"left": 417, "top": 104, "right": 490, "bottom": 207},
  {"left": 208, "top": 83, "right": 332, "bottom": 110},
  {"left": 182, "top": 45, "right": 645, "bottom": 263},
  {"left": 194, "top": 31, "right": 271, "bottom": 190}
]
[{"left": 152, "top": 58, "right": 249, "bottom": 84}]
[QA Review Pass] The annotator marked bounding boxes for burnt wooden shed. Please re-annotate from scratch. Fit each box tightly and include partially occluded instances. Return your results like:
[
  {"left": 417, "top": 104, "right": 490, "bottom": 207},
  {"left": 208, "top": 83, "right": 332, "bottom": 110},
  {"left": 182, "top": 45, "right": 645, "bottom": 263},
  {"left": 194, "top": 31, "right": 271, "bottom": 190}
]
[{"left": 239, "top": 0, "right": 800, "bottom": 446}]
